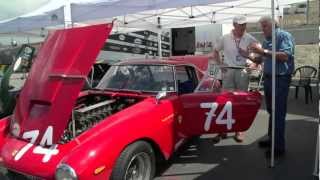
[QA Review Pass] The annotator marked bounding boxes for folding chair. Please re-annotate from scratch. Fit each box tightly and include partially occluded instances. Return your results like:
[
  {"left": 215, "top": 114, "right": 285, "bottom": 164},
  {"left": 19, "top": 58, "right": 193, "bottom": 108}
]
[{"left": 290, "top": 65, "right": 317, "bottom": 104}]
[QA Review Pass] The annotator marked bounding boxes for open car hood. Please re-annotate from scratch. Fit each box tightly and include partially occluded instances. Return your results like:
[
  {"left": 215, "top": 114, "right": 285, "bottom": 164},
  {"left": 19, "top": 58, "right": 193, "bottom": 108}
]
[{"left": 13, "top": 24, "right": 113, "bottom": 145}]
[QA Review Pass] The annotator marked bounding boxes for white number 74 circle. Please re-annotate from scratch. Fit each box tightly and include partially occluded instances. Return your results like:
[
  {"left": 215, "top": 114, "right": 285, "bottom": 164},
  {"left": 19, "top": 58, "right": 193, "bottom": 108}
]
[
  {"left": 200, "top": 101, "right": 235, "bottom": 131},
  {"left": 14, "top": 126, "right": 59, "bottom": 163}
]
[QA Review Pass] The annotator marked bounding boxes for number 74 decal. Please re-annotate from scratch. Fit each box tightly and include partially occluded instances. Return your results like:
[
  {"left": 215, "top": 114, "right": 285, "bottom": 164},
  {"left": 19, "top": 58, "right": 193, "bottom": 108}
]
[
  {"left": 200, "top": 101, "right": 235, "bottom": 131},
  {"left": 14, "top": 126, "right": 59, "bottom": 163}
]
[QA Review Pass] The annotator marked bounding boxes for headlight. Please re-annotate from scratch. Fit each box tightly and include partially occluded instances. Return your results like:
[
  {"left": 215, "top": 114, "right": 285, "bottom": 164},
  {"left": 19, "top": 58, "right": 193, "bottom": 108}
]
[
  {"left": 55, "top": 164, "right": 78, "bottom": 180},
  {"left": 10, "top": 113, "right": 20, "bottom": 137}
]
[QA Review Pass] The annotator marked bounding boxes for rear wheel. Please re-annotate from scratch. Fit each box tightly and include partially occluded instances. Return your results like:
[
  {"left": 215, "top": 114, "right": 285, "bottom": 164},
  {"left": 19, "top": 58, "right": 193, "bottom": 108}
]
[{"left": 111, "top": 141, "right": 155, "bottom": 180}]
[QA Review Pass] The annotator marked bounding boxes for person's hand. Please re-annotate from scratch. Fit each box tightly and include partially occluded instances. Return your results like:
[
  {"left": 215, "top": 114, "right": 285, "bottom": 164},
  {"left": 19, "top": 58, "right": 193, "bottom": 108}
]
[
  {"left": 245, "top": 59, "right": 253, "bottom": 67},
  {"left": 249, "top": 42, "right": 264, "bottom": 54},
  {"left": 207, "top": 50, "right": 221, "bottom": 63},
  {"left": 248, "top": 62, "right": 259, "bottom": 69}
]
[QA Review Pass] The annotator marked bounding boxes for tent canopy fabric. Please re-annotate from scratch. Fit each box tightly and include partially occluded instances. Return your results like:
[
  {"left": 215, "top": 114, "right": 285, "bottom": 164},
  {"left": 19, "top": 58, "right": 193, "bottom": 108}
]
[
  {"left": 0, "top": 0, "right": 231, "bottom": 33},
  {"left": 0, "top": 0, "right": 307, "bottom": 33}
]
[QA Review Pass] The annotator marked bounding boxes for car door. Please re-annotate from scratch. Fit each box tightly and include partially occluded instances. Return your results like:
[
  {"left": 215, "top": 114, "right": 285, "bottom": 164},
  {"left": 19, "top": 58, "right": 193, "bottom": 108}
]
[{"left": 176, "top": 68, "right": 261, "bottom": 137}]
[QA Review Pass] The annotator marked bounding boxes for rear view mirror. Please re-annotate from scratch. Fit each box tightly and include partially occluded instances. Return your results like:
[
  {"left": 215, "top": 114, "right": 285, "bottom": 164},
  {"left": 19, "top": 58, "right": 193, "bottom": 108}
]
[
  {"left": 13, "top": 45, "right": 35, "bottom": 72},
  {"left": 156, "top": 91, "right": 167, "bottom": 104}
]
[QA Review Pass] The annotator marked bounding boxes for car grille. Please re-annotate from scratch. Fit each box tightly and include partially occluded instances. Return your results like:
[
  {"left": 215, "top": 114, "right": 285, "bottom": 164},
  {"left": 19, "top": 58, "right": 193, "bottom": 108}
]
[
  {"left": 23, "top": 174, "right": 42, "bottom": 180},
  {"left": 7, "top": 170, "right": 42, "bottom": 180}
]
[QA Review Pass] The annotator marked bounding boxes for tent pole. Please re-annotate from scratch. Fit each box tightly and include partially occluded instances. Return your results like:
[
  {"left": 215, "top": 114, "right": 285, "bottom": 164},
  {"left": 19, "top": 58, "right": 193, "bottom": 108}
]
[
  {"left": 270, "top": 0, "right": 276, "bottom": 168},
  {"left": 313, "top": 124, "right": 319, "bottom": 176},
  {"left": 314, "top": 3, "right": 320, "bottom": 176},
  {"left": 157, "top": 17, "right": 162, "bottom": 59},
  {"left": 64, "top": 0, "right": 72, "bottom": 28},
  {"left": 158, "top": 29, "right": 162, "bottom": 59}
]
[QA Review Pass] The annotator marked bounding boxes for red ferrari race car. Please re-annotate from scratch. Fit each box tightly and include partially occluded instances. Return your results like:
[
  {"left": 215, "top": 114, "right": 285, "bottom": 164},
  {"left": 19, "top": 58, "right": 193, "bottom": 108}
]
[{"left": 0, "top": 24, "right": 261, "bottom": 180}]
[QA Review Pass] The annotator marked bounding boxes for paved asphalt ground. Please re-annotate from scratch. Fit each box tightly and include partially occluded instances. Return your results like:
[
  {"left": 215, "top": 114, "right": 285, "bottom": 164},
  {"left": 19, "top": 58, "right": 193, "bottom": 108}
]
[{"left": 0, "top": 85, "right": 318, "bottom": 180}]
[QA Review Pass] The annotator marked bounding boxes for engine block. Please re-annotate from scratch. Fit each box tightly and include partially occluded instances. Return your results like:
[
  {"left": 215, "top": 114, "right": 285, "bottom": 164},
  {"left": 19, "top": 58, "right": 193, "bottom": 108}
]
[{"left": 60, "top": 96, "right": 138, "bottom": 143}]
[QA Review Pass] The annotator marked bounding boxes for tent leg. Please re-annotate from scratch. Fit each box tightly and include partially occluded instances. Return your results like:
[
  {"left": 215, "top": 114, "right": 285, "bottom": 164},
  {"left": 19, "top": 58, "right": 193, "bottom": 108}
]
[
  {"left": 313, "top": 124, "right": 319, "bottom": 176},
  {"left": 64, "top": 0, "right": 72, "bottom": 28},
  {"left": 158, "top": 28, "right": 162, "bottom": 59},
  {"left": 270, "top": 0, "right": 276, "bottom": 168}
]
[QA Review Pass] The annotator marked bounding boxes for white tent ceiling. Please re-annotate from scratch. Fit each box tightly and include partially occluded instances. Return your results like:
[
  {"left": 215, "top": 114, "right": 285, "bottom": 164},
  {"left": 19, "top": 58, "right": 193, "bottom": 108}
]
[{"left": 0, "top": 0, "right": 307, "bottom": 34}]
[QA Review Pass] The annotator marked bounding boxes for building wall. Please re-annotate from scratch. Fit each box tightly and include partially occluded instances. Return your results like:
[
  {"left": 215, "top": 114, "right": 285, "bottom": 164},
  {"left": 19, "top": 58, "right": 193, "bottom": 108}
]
[
  {"left": 247, "top": 0, "right": 319, "bottom": 45},
  {"left": 282, "top": 0, "right": 319, "bottom": 26},
  {"left": 249, "top": 26, "right": 318, "bottom": 45}
]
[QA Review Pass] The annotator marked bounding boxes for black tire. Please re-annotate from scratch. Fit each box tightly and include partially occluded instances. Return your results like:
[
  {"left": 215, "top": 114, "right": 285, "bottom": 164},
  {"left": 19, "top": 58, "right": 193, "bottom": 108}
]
[
  {"left": 6, "top": 170, "right": 27, "bottom": 180},
  {"left": 110, "top": 141, "right": 156, "bottom": 180}
]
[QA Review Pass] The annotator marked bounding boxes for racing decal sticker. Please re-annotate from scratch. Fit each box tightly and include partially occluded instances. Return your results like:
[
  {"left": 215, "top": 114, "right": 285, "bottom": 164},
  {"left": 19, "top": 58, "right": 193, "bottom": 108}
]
[
  {"left": 14, "top": 130, "right": 39, "bottom": 161},
  {"left": 14, "top": 126, "right": 59, "bottom": 163},
  {"left": 33, "top": 145, "right": 59, "bottom": 163},
  {"left": 200, "top": 101, "right": 235, "bottom": 131}
]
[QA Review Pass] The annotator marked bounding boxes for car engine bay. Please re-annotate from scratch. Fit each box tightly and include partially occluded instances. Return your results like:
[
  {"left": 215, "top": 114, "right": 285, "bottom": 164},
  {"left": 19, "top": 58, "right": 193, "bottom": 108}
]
[{"left": 60, "top": 94, "right": 143, "bottom": 143}]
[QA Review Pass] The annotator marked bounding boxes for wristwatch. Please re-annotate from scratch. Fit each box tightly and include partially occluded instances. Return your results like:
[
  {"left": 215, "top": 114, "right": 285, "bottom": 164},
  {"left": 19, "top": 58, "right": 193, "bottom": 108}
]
[{"left": 263, "top": 49, "right": 269, "bottom": 56}]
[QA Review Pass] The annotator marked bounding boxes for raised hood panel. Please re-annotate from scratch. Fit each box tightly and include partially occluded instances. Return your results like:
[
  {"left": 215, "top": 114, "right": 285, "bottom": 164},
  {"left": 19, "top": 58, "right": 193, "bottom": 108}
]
[{"left": 14, "top": 24, "right": 113, "bottom": 145}]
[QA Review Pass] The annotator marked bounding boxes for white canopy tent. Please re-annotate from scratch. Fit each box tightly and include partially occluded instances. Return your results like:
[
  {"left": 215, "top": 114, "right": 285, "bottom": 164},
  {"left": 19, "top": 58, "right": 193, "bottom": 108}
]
[
  {"left": 0, "top": 0, "right": 306, "bottom": 33},
  {"left": 0, "top": 0, "right": 317, "bottom": 174}
]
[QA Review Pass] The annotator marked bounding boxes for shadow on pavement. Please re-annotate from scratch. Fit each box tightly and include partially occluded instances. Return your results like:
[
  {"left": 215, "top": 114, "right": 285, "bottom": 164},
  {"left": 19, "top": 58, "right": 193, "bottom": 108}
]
[{"left": 156, "top": 119, "right": 318, "bottom": 180}]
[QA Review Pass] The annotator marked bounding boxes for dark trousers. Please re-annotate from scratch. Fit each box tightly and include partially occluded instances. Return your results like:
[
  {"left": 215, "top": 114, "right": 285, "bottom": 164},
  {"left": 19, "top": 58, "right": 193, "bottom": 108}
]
[{"left": 263, "top": 75, "right": 291, "bottom": 151}]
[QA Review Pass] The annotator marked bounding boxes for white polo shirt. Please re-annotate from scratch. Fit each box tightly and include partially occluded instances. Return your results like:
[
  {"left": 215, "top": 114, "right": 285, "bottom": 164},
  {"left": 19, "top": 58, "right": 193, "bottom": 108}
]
[{"left": 215, "top": 32, "right": 257, "bottom": 66}]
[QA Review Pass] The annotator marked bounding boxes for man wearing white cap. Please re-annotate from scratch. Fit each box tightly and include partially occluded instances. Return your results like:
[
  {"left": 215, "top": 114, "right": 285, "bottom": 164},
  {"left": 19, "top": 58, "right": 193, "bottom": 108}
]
[{"left": 210, "top": 15, "right": 258, "bottom": 143}]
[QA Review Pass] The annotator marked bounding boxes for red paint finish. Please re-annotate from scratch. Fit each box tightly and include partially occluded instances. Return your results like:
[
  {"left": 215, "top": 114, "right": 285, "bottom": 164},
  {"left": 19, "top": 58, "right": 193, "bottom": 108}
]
[
  {"left": 0, "top": 25, "right": 261, "bottom": 180},
  {"left": 178, "top": 91, "right": 261, "bottom": 136},
  {"left": 15, "top": 24, "right": 113, "bottom": 145}
]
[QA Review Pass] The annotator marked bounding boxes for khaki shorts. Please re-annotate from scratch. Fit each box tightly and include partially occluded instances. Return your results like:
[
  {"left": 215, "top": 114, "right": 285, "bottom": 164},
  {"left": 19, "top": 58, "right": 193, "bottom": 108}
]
[{"left": 222, "top": 68, "right": 249, "bottom": 91}]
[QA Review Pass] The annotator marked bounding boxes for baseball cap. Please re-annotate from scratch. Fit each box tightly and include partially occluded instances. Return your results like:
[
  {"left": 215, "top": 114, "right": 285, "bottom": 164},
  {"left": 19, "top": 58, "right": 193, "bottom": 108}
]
[{"left": 233, "top": 15, "right": 247, "bottom": 24}]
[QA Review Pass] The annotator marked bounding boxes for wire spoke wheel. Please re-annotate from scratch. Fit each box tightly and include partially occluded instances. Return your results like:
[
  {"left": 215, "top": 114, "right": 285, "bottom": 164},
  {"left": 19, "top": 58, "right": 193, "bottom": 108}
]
[{"left": 125, "top": 152, "right": 152, "bottom": 180}]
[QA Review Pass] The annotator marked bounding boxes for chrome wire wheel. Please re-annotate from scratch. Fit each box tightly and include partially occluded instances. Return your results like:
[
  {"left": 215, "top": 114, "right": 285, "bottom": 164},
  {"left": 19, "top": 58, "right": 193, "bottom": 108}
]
[{"left": 124, "top": 152, "right": 152, "bottom": 180}]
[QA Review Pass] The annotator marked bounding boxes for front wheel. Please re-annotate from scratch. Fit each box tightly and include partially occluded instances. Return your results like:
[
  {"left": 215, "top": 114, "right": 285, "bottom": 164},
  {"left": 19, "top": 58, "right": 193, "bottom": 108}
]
[{"left": 111, "top": 141, "right": 155, "bottom": 180}]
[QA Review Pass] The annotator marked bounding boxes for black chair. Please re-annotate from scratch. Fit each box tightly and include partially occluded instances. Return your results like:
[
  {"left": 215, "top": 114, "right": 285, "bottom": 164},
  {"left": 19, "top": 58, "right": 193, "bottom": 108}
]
[{"left": 291, "top": 65, "right": 317, "bottom": 104}]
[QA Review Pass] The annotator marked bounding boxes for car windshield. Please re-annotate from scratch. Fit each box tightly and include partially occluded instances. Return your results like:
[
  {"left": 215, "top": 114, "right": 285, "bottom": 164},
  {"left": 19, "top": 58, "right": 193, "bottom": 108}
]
[{"left": 97, "top": 65, "right": 175, "bottom": 92}]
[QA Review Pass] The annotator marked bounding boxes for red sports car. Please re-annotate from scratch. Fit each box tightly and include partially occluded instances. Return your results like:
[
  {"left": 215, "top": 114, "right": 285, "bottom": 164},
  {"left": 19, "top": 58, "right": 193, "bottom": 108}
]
[{"left": 0, "top": 24, "right": 261, "bottom": 180}]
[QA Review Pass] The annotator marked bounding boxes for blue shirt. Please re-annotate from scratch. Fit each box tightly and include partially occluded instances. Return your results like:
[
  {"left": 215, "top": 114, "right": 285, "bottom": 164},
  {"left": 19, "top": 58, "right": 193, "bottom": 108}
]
[{"left": 263, "top": 28, "right": 295, "bottom": 76}]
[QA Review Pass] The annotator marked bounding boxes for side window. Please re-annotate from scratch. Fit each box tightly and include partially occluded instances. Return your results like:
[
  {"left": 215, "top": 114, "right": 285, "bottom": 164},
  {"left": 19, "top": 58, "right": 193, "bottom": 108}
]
[
  {"left": 186, "top": 66, "right": 198, "bottom": 87},
  {"left": 195, "top": 76, "right": 220, "bottom": 92},
  {"left": 176, "top": 66, "right": 189, "bottom": 83},
  {"left": 175, "top": 66, "right": 197, "bottom": 94}
]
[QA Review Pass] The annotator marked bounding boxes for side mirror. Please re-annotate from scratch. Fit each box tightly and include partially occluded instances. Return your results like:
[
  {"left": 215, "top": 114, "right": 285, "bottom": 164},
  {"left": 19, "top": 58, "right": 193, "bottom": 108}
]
[
  {"left": 155, "top": 91, "right": 167, "bottom": 104},
  {"left": 13, "top": 44, "right": 35, "bottom": 72}
]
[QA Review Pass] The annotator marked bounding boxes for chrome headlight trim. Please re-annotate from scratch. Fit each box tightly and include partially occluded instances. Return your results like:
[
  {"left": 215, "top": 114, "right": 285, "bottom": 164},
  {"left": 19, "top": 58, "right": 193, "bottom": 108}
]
[{"left": 55, "top": 163, "right": 78, "bottom": 180}]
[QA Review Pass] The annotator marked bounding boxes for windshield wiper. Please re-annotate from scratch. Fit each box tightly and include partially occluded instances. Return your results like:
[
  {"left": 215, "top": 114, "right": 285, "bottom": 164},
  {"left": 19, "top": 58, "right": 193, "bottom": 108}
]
[{"left": 94, "top": 87, "right": 144, "bottom": 94}]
